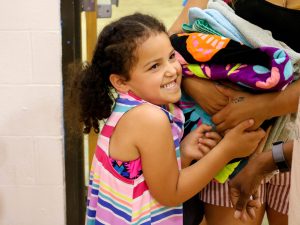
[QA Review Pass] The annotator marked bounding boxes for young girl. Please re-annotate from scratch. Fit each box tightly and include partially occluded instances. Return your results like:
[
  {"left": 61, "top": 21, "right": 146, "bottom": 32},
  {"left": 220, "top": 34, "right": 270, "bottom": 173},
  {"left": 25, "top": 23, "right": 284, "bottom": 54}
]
[{"left": 75, "top": 13, "right": 265, "bottom": 225}]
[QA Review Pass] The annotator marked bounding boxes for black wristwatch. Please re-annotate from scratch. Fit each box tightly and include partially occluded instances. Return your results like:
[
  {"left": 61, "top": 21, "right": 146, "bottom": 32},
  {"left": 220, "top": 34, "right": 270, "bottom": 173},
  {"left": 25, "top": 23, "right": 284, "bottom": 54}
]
[{"left": 272, "top": 141, "right": 290, "bottom": 172}]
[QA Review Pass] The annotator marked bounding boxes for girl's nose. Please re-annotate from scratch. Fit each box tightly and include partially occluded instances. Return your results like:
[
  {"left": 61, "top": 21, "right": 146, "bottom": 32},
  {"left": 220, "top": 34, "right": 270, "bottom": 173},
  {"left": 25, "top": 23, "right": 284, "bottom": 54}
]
[{"left": 165, "top": 63, "right": 178, "bottom": 76}]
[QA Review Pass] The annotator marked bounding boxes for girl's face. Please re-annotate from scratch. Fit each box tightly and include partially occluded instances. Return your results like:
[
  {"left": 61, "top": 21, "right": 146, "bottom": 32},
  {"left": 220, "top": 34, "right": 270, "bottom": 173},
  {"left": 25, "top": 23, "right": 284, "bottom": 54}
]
[{"left": 125, "top": 32, "right": 182, "bottom": 105}]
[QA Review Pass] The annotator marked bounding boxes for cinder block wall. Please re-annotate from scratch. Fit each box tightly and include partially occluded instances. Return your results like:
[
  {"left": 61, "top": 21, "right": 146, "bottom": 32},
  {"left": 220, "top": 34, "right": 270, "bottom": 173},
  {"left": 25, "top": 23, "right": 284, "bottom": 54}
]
[{"left": 0, "top": 1, "right": 65, "bottom": 225}]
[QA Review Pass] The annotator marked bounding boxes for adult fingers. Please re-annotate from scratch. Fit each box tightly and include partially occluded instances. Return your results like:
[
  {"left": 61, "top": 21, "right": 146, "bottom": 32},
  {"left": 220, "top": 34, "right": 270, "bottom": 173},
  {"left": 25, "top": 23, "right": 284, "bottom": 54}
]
[
  {"left": 216, "top": 119, "right": 253, "bottom": 133},
  {"left": 211, "top": 109, "right": 226, "bottom": 125},
  {"left": 215, "top": 121, "right": 230, "bottom": 133},
  {"left": 246, "top": 206, "right": 256, "bottom": 220},
  {"left": 233, "top": 209, "right": 249, "bottom": 222},
  {"left": 249, "top": 189, "right": 262, "bottom": 209},
  {"left": 235, "top": 191, "right": 251, "bottom": 212},
  {"left": 246, "top": 192, "right": 261, "bottom": 220},
  {"left": 229, "top": 186, "right": 240, "bottom": 208}
]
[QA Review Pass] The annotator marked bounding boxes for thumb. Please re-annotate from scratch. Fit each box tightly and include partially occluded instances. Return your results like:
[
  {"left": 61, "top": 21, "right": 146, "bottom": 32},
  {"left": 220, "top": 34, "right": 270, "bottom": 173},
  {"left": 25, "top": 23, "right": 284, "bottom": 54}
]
[
  {"left": 215, "top": 83, "right": 236, "bottom": 97},
  {"left": 235, "top": 119, "right": 254, "bottom": 132}
]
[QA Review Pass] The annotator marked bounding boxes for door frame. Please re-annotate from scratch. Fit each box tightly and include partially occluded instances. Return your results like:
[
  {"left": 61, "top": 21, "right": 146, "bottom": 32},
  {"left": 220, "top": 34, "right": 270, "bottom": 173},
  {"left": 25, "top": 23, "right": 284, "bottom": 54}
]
[{"left": 61, "top": 0, "right": 85, "bottom": 225}]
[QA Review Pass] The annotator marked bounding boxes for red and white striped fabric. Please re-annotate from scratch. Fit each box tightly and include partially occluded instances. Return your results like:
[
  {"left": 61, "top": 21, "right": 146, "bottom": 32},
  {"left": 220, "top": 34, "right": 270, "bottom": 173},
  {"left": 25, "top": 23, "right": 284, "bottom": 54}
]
[{"left": 199, "top": 172, "right": 290, "bottom": 214}]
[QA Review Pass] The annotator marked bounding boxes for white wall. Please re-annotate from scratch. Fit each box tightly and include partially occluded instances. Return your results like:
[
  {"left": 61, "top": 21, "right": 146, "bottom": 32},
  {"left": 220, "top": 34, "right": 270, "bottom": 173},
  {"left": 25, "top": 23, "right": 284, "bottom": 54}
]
[{"left": 0, "top": 1, "right": 65, "bottom": 225}]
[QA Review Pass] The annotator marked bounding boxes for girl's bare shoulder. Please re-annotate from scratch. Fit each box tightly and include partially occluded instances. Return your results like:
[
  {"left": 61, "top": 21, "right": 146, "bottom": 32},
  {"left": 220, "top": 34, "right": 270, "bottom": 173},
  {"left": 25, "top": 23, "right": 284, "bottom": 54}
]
[{"left": 127, "top": 103, "right": 169, "bottom": 126}]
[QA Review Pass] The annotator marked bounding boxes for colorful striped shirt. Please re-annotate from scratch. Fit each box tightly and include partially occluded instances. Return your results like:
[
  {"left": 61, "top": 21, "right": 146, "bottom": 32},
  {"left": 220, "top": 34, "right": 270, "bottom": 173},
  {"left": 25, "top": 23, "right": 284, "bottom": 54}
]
[{"left": 86, "top": 92, "right": 185, "bottom": 225}]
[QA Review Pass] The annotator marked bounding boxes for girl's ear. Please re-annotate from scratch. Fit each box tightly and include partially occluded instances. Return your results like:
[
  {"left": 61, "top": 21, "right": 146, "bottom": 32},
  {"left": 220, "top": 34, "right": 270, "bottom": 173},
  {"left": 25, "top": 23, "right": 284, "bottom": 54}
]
[{"left": 109, "top": 74, "right": 130, "bottom": 93}]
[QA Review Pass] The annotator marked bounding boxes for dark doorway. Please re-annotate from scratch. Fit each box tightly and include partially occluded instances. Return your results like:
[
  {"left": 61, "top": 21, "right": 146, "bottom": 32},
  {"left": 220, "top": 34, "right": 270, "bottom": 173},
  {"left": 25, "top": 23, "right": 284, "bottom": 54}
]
[{"left": 61, "top": 0, "right": 85, "bottom": 225}]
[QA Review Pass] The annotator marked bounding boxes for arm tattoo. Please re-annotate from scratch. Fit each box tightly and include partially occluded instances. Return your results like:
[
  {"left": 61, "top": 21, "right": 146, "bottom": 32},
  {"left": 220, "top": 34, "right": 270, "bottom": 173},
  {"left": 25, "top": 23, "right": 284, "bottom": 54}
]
[{"left": 231, "top": 96, "right": 245, "bottom": 104}]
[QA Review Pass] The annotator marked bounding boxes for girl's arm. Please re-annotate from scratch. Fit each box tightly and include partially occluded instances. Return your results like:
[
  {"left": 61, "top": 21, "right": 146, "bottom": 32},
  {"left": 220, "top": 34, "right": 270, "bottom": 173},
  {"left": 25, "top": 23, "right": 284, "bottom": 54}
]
[
  {"left": 168, "top": 0, "right": 209, "bottom": 35},
  {"left": 212, "top": 80, "right": 300, "bottom": 132},
  {"left": 129, "top": 104, "right": 265, "bottom": 206}
]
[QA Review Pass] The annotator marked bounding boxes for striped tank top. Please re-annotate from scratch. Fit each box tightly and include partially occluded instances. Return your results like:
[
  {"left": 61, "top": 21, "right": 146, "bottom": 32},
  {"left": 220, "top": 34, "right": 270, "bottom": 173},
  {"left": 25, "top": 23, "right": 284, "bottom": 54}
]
[{"left": 86, "top": 92, "right": 185, "bottom": 225}]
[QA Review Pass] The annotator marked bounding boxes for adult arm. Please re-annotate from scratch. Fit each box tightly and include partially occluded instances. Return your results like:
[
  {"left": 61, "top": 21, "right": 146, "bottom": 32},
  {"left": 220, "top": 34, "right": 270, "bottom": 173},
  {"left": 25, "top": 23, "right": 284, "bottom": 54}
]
[
  {"left": 168, "top": 0, "right": 209, "bottom": 35},
  {"left": 182, "top": 77, "right": 229, "bottom": 115},
  {"left": 229, "top": 140, "right": 293, "bottom": 220},
  {"left": 212, "top": 80, "right": 300, "bottom": 132}
]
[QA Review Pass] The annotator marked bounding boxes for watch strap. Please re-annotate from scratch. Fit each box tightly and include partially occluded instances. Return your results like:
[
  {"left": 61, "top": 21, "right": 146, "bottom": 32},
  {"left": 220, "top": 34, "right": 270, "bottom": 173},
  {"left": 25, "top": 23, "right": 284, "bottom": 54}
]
[{"left": 272, "top": 141, "right": 289, "bottom": 172}]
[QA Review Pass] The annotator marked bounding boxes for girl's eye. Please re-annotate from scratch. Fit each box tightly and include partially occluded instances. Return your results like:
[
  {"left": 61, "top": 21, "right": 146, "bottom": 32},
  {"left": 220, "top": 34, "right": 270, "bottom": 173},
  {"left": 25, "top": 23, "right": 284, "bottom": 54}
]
[
  {"left": 149, "top": 63, "right": 159, "bottom": 70},
  {"left": 169, "top": 52, "right": 176, "bottom": 61}
]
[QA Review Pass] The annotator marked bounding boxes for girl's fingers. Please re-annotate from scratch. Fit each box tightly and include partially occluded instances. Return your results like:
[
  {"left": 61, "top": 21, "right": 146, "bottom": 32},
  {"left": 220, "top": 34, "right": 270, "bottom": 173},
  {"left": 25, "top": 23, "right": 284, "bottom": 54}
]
[
  {"left": 202, "top": 125, "right": 213, "bottom": 133},
  {"left": 205, "top": 131, "right": 222, "bottom": 142},
  {"left": 198, "top": 143, "right": 211, "bottom": 155},
  {"left": 193, "top": 125, "right": 209, "bottom": 136},
  {"left": 255, "top": 128, "right": 266, "bottom": 139},
  {"left": 199, "top": 138, "right": 217, "bottom": 149},
  {"left": 192, "top": 151, "right": 204, "bottom": 160}
]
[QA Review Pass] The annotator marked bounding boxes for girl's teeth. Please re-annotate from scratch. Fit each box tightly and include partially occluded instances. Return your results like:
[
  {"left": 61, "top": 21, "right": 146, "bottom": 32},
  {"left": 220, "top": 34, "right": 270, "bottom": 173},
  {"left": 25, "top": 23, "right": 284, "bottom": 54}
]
[{"left": 163, "top": 82, "right": 176, "bottom": 89}]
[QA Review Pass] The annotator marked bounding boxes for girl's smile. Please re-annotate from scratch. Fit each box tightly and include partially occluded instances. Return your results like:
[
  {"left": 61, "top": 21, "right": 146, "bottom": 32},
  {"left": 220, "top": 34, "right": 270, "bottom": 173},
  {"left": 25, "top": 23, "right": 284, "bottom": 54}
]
[{"left": 123, "top": 32, "right": 182, "bottom": 105}]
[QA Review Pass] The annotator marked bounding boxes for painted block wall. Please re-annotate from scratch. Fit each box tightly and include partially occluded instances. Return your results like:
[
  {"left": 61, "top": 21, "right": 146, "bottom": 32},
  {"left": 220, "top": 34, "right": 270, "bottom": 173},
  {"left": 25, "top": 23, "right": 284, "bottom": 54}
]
[{"left": 0, "top": 1, "right": 65, "bottom": 225}]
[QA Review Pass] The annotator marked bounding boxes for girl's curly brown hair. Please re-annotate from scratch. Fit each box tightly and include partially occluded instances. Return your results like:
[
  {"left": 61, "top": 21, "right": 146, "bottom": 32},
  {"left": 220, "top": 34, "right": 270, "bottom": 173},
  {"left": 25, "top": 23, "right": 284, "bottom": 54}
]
[{"left": 72, "top": 13, "right": 166, "bottom": 134}]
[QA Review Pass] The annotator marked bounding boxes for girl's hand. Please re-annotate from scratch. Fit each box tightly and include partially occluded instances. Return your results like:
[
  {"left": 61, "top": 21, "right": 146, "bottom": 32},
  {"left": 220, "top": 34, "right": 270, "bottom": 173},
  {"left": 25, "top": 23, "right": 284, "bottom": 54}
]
[
  {"left": 221, "top": 119, "right": 266, "bottom": 159},
  {"left": 182, "top": 77, "right": 229, "bottom": 115},
  {"left": 180, "top": 124, "right": 221, "bottom": 167},
  {"left": 212, "top": 85, "right": 271, "bottom": 132},
  {"left": 198, "top": 130, "right": 222, "bottom": 157}
]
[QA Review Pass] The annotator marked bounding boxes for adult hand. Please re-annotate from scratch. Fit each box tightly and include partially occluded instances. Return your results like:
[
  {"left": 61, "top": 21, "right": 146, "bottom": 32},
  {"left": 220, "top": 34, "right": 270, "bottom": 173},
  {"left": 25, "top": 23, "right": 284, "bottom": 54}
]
[
  {"left": 182, "top": 77, "right": 228, "bottom": 115},
  {"left": 229, "top": 139, "right": 293, "bottom": 221},
  {"left": 229, "top": 184, "right": 261, "bottom": 222},
  {"left": 229, "top": 156, "right": 265, "bottom": 221},
  {"left": 212, "top": 84, "right": 271, "bottom": 132}
]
